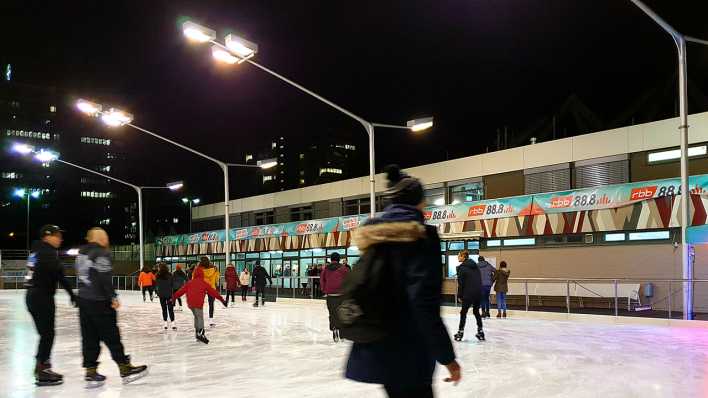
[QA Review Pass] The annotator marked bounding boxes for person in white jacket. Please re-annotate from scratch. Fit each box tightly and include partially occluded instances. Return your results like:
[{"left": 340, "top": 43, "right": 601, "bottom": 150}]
[{"left": 239, "top": 268, "right": 251, "bottom": 302}]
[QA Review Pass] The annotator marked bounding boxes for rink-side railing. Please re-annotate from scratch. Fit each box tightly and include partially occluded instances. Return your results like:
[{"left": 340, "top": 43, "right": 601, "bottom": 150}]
[{"left": 1, "top": 275, "right": 706, "bottom": 320}]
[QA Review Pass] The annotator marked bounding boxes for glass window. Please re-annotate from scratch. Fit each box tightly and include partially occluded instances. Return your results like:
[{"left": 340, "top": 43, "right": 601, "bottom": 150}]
[
  {"left": 246, "top": 253, "right": 260, "bottom": 259},
  {"left": 447, "top": 255, "right": 461, "bottom": 278},
  {"left": 449, "top": 182, "right": 484, "bottom": 204},
  {"left": 425, "top": 187, "right": 446, "bottom": 207},
  {"left": 348, "top": 256, "right": 360, "bottom": 266},
  {"left": 311, "top": 248, "right": 326, "bottom": 257},
  {"left": 327, "top": 249, "right": 346, "bottom": 256},
  {"left": 628, "top": 231, "right": 670, "bottom": 241},
  {"left": 604, "top": 233, "right": 625, "bottom": 242},
  {"left": 236, "top": 253, "right": 245, "bottom": 259},
  {"left": 448, "top": 241, "right": 465, "bottom": 251},
  {"left": 467, "top": 241, "right": 480, "bottom": 250},
  {"left": 347, "top": 246, "right": 360, "bottom": 256},
  {"left": 260, "top": 252, "right": 271, "bottom": 259},
  {"left": 270, "top": 251, "right": 283, "bottom": 259},
  {"left": 503, "top": 238, "right": 536, "bottom": 246},
  {"left": 299, "top": 250, "right": 313, "bottom": 258},
  {"left": 486, "top": 239, "right": 501, "bottom": 247},
  {"left": 283, "top": 251, "right": 299, "bottom": 258},
  {"left": 440, "top": 242, "right": 446, "bottom": 252}
]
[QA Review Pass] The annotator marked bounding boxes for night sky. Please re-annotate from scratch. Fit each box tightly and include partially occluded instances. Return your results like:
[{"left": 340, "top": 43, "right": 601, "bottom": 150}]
[{"left": 2, "top": 0, "right": 708, "bottom": 206}]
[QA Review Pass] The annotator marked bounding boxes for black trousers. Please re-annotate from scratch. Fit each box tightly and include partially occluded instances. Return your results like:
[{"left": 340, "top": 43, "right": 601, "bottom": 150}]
[
  {"left": 325, "top": 295, "right": 343, "bottom": 331},
  {"left": 159, "top": 297, "right": 175, "bottom": 321},
  {"left": 26, "top": 289, "right": 55, "bottom": 363},
  {"left": 225, "top": 290, "right": 237, "bottom": 303},
  {"left": 254, "top": 285, "right": 266, "bottom": 303},
  {"left": 384, "top": 385, "right": 433, "bottom": 398},
  {"left": 142, "top": 286, "right": 154, "bottom": 301},
  {"left": 240, "top": 285, "right": 249, "bottom": 300},
  {"left": 459, "top": 300, "right": 483, "bottom": 332},
  {"left": 79, "top": 299, "right": 128, "bottom": 368},
  {"left": 207, "top": 295, "right": 215, "bottom": 318}
]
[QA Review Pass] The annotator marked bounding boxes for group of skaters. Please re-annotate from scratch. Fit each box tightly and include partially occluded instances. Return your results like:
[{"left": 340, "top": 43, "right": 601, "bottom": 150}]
[
  {"left": 138, "top": 257, "right": 273, "bottom": 343},
  {"left": 25, "top": 165, "right": 512, "bottom": 397},
  {"left": 25, "top": 225, "right": 147, "bottom": 388}
]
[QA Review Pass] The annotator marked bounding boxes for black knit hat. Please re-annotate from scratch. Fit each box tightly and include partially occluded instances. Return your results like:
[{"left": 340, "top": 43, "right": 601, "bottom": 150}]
[{"left": 384, "top": 165, "right": 424, "bottom": 206}]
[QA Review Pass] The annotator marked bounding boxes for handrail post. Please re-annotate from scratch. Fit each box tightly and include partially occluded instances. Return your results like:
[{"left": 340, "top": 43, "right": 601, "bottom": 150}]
[
  {"left": 614, "top": 279, "right": 619, "bottom": 317},
  {"left": 525, "top": 280, "right": 529, "bottom": 311},
  {"left": 668, "top": 281, "right": 672, "bottom": 319},
  {"left": 566, "top": 280, "right": 571, "bottom": 314}
]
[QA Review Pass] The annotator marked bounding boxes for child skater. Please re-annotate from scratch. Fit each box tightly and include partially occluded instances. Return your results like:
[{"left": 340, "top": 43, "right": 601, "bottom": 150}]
[{"left": 171, "top": 267, "right": 226, "bottom": 344}]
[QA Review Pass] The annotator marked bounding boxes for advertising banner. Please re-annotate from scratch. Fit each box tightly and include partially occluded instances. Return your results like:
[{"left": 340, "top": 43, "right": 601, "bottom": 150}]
[
  {"left": 423, "top": 196, "right": 534, "bottom": 225},
  {"left": 531, "top": 175, "right": 708, "bottom": 214}
]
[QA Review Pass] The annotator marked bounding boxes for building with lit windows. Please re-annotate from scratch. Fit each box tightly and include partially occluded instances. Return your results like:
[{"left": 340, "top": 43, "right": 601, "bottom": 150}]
[{"left": 156, "top": 112, "right": 708, "bottom": 314}]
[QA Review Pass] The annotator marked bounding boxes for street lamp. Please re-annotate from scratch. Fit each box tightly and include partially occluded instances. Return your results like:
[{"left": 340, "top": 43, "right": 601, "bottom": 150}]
[
  {"left": 182, "top": 21, "right": 433, "bottom": 217},
  {"left": 12, "top": 144, "right": 183, "bottom": 272},
  {"left": 76, "top": 100, "right": 274, "bottom": 268},
  {"left": 13, "top": 188, "right": 40, "bottom": 251},
  {"left": 181, "top": 197, "right": 201, "bottom": 233},
  {"left": 629, "top": 0, "right": 708, "bottom": 320}
]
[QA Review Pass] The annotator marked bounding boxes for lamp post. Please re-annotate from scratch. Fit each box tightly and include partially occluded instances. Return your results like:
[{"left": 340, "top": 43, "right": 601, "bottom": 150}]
[
  {"left": 76, "top": 100, "right": 275, "bottom": 268},
  {"left": 182, "top": 21, "right": 434, "bottom": 217},
  {"left": 13, "top": 188, "right": 40, "bottom": 251},
  {"left": 629, "top": 0, "right": 708, "bottom": 320},
  {"left": 13, "top": 145, "right": 182, "bottom": 272},
  {"left": 181, "top": 197, "right": 200, "bottom": 233}
]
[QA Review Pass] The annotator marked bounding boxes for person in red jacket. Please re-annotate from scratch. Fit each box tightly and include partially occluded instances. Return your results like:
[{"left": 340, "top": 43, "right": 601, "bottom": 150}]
[
  {"left": 171, "top": 267, "right": 226, "bottom": 344},
  {"left": 320, "top": 252, "right": 349, "bottom": 342},
  {"left": 224, "top": 264, "right": 239, "bottom": 306}
]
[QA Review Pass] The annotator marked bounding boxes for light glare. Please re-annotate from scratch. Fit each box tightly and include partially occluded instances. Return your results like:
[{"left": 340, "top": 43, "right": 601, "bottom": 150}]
[
  {"left": 183, "top": 21, "right": 216, "bottom": 43},
  {"left": 407, "top": 117, "right": 434, "bottom": 132},
  {"left": 257, "top": 159, "right": 278, "bottom": 169},
  {"left": 30, "top": 191, "right": 40, "bottom": 199},
  {"left": 76, "top": 99, "right": 102, "bottom": 116},
  {"left": 66, "top": 248, "right": 80, "bottom": 256},
  {"left": 13, "top": 188, "right": 26, "bottom": 198},
  {"left": 167, "top": 181, "right": 184, "bottom": 191},
  {"left": 34, "top": 150, "right": 58, "bottom": 162},
  {"left": 101, "top": 108, "right": 133, "bottom": 127},
  {"left": 225, "top": 34, "right": 257, "bottom": 58},
  {"left": 212, "top": 46, "right": 238, "bottom": 64},
  {"left": 12, "top": 143, "right": 33, "bottom": 155},
  {"left": 192, "top": 198, "right": 201, "bottom": 204}
]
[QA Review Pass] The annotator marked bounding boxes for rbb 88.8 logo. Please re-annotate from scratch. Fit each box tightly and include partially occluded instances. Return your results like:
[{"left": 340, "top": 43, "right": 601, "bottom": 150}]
[{"left": 656, "top": 186, "right": 680, "bottom": 197}]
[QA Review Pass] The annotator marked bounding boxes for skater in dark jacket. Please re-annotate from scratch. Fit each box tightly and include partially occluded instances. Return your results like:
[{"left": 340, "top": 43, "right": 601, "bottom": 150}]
[
  {"left": 320, "top": 252, "right": 349, "bottom": 342},
  {"left": 25, "top": 224, "right": 76, "bottom": 387},
  {"left": 494, "top": 261, "right": 510, "bottom": 318},
  {"left": 172, "top": 264, "right": 187, "bottom": 311},
  {"left": 346, "top": 165, "right": 460, "bottom": 398},
  {"left": 155, "top": 263, "right": 176, "bottom": 330},
  {"left": 171, "top": 266, "right": 227, "bottom": 344},
  {"left": 477, "top": 256, "right": 496, "bottom": 318},
  {"left": 75, "top": 228, "right": 148, "bottom": 388},
  {"left": 251, "top": 260, "right": 272, "bottom": 307},
  {"left": 455, "top": 250, "right": 485, "bottom": 343}
]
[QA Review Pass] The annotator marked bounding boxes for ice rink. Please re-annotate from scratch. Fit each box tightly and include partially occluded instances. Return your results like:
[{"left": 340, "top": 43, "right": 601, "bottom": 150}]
[{"left": 1, "top": 290, "right": 707, "bottom": 398}]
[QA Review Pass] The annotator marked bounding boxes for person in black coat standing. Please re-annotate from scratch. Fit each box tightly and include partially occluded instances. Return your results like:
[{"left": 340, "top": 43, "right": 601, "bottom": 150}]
[
  {"left": 251, "top": 260, "right": 272, "bottom": 307},
  {"left": 346, "top": 165, "right": 460, "bottom": 398},
  {"left": 25, "top": 224, "right": 76, "bottom": 387},
  {"left": 172, "top": 264, "right": 187, "bottom": 311},
  {"left": 155, "top": 263, "right": 176, "bottom": 330},
  {"left": 455, "top": 250, "right": 485, "bottom": 342}
]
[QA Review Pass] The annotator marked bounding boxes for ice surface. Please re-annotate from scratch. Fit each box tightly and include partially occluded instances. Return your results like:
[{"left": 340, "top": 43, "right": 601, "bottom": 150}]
[{"left": 1, "top": 290, "right": 707, "bottom": 398}]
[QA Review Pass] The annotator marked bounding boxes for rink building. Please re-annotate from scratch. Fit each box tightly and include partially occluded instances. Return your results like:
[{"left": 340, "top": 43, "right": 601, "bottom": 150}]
[{"left": 154, "top": 112, "right": 708, "bottom": 314}]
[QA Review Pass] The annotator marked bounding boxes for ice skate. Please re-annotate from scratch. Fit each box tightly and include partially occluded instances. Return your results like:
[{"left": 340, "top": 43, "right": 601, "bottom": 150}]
[
  {"left": 34, "top": 362, "right": 63, "bottom": 387},
  {"left": 475, "top": 330, "right": 486, "bottom": 341},
  {"left": 84, "top": 367, "right": 106, "bottom": 389},
  {"left": 497, "top": 311, "right": 502, "bottom": 318},
  {"left": 118, "top": 357, "right": 148, "bottom": 384},
  {"left": 163, "top": 321, "right": 168, "bottom": 330},
  {"left": 172, "top": 323, "right": 177, "bottom": 331},
  {"left": 209, "top": 318, "right": 215, "bottom": 328},
  {"left": 503, "top": 310, "right": 507, "bottom": 318},
  {"left": 332, "top": 329, "right": 340, "bottom": 343},
  {"left": 196, "top": 329, "right": 209, "bottom": 344},
  {"left": 261, "top": 299, "right": 265, "bottom": 307},
  {"left": 253, "top": 301, "right": 259, "bottom": 308},
  {"left": 454, "top": 330, "right": 464, "bottom": 342}
]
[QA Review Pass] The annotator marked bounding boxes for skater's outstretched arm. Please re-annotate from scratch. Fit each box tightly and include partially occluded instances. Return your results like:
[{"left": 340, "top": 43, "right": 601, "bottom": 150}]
[
  {"left": 205, "top": 283, "right": 226, "bottom": 305},
  {"left": 57, "top": 259, "right": 76, "bottom": 303},
  {"left": 171, "top": 284, "right": 187, "bottom": 302}
]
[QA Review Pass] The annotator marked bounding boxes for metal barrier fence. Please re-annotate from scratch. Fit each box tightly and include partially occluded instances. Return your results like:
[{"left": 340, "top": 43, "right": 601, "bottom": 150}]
[{"left": 1, "top": 275, "right": 706, "bottom": 320}]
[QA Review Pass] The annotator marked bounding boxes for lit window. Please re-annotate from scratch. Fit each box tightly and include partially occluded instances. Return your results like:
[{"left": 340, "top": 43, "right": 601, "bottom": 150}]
[
  {"left": 628, "top": 231, "right": 670, "bottom": 241},
  {"left": 98, "top": 218, "right": 111, "bottom": 225},
  {"left": 335, "top": 144, "right": 357, "bottom": 151},
  {"left": 1, "top": 172, "right": 21, "bottom": 179},
  {"left": 263, "top": 175, "right": 274, "bottom": 183},
  {"left": 503, "top": 238, "right": 536, "bottom": 246},
  {"left": 245, "top": 154, "right": 253, "bottom": 162},
  {"left": 272, "top": 142, "right": 277, "bottom": 149},
  {"left": 319, "top": 168, "right": 343, "bottom": 175},
  {"left": 604, "top": 233, "right": 625, "bottom": 242},
  {"left": 49, "top": 106, "right": 56, "bottom": 113},
  {"left": 80, "top": 137, "right": 111, "bottom": 146},
  {"left": 648, "top": 146, "right": 707, "bottom": 163},
  {"left": 486, "top": 240, "right": 501, "bottom": 247},
  {"left": 6, "top": 129, "right": 51, "bottom": 140},
  {"left": 81, "top": 191, "right": 112, "bottom": 199},
  {"left": 173, "top": 218, "right": 179, "bottom": 224},
  {"left": 299, "top": 153, "right": 305, "bottom": 160},
  {"left": 300, "top": 179, "right": 305, "bottom": 185}
]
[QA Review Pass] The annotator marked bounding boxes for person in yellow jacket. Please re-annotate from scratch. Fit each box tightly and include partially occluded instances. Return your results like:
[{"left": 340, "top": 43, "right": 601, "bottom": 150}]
[
  {"left": 138, "top": 266, "right": 156, "bottom": 302},
  {"left": 193, "top": 257, "right": 220, "bottom": 327}
]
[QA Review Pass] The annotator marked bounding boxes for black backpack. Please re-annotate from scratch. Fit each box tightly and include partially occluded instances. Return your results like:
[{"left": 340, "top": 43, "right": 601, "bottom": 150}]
[{"left": 334, "top": 244, "right": 398, "bottom": 343}]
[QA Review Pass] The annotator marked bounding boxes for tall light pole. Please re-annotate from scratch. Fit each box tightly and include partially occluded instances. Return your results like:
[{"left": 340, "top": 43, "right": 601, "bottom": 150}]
[
  {"left": 630, "top": 0, "right": 708, "bottom": 320},
  {"left": 181, "top": 197, "right": 200, "bottom": 233},
  {"left": 13, "top": 188, "right": 40, "bottom": 251},
  {"left": 182, "top": 21, "right": 434, "bottom": 217},
  {"left": 75, "top": 100, "right": 275, "bottom": 268},
  {"left": 14, "top": 145, "right": 183, "bottom": 272}
]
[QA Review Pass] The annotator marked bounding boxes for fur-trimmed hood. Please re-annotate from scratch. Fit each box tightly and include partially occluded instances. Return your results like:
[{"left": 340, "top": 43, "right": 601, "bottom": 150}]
[{"left": 352, "top": 221, "right": 427, "bottom": 252}]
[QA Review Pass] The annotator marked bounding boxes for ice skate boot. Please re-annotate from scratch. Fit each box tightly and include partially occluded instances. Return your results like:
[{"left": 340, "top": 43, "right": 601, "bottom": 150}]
[
  {"left": 163, "top": 321, "right": 168, "bottom": 330},
  {"left": 84, "top": 367, "right": 106, "bottom": 389},
  {"left": 475, "top": 329, "right": 486, "bottom": 341},
  {"left": 253, "top": 301, "right": 259, "bottom": 308},
  {"left": 209, "top": 318, "right": 215, "bottom": 328},
  {"left": 453, "top": 330, "right": 464, "bottom": 341},
  {"left": 196, "top": 329, "right": 209, "bottom": 344},
  {"left": 261, "top": 299, "right": 265, "bottom": 307},
  {"left": 118, "top": 357, "right": 148, "bottom": 384},
  {"left": 34, "top": 362, "right": 63, "bottom": 387},
  {"left": 172, "top": 322, "right": 177, "bottom": 331}
]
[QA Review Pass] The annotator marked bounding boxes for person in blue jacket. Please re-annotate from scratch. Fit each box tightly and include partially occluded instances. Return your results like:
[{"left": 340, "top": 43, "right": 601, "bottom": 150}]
[{"left": 346, "top": 165, "right": 460, "bottom": 398}]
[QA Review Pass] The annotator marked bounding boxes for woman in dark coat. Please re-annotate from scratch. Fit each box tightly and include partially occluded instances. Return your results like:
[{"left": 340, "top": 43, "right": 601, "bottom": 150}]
[
  {"left": 155, "top": 263, "right": 176, "bottom": 330},
  {"left": 494, "top": 261, "right": 511, "bottom": 318},
  {"left": 172, "top": 264, "right": 188, "bottom": 311},
  {"left": 346, "top": 165, "right": 460, "bottom": 398},
  {"left": 224, "top": 264, "right": 239, "bottom": 305}
]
